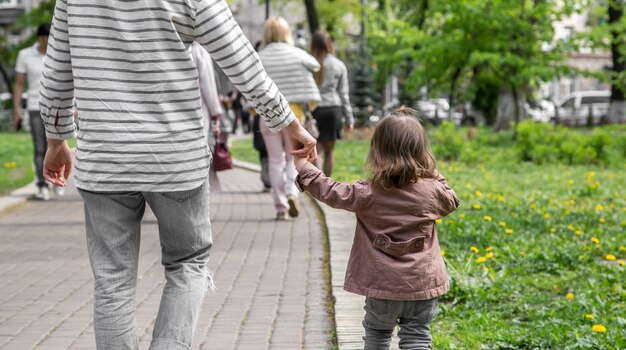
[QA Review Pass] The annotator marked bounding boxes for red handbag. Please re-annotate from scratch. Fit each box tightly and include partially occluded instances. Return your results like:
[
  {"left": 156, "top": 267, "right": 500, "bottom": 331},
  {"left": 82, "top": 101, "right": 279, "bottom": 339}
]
[{"left": 213, "top": 142, "right": 233, "bottom": 171}]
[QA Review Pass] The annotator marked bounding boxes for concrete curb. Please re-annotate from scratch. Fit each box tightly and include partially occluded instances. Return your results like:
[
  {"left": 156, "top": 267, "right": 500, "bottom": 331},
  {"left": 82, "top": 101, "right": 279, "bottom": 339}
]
[{"left": 0, "top": 181, "right": 37, "bottom": 214}]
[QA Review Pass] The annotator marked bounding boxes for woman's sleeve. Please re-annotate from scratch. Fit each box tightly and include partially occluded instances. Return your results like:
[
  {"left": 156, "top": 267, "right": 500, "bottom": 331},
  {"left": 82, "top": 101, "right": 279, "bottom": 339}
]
[
  {"left": 193, "top": 0, "right": 296, "bottom": 132},
  {"left": 338, "top": 61, "right": 354, "bottom": 126},
  {"left": 192, "top": 42, "right": 222, "bottom": 118}
]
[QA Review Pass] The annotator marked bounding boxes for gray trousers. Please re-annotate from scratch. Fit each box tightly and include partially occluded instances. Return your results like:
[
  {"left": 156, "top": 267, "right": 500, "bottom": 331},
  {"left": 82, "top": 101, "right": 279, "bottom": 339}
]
[
  {"left": 28, "top": 110, "right": 48, "bottom": 189},
  {"left": 78, "top": 181, "right": 213, "bottom": 350},
  {"left": 363, "top": 297, "right": 438, "bottom": 350}
]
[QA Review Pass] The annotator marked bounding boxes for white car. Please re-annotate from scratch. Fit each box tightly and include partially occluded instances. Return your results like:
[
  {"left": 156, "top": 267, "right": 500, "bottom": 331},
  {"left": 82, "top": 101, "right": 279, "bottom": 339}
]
[
  {"left": 415, "top": 99, "right": 462, "bottom": 125},
  {"left": 555, "top": 91, "right": 610, "bottom": 126}
]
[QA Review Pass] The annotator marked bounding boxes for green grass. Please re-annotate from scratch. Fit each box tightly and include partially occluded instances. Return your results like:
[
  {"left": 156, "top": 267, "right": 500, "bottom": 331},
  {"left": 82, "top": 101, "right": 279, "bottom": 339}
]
[
  {"left": 0, "top": 132, "right": 35, "bottom": 195},
  {"left": 232, "top": 132, "right": 626, "bottom": 349},
  {"left": 0, "top": 132, "right": 76, "bottom": 195}
]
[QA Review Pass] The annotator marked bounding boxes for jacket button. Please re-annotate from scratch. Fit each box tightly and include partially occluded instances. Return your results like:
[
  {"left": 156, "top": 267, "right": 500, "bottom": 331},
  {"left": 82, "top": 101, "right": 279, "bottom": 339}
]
[{"left": 375, "top": 238, "right": 385, "bottom": 246}]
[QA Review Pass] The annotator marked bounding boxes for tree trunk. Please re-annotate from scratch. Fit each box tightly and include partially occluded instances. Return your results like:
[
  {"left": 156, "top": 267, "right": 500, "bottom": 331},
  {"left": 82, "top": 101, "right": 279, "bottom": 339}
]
[
  {"left": 608, "top": 0, "right": 626, "bottom": 123},
  {"left": 495, "top": 87, "right": 525, "bottom": 131},
  {"left": 304, "top": 0, "right": 319, "bottom": 35}
]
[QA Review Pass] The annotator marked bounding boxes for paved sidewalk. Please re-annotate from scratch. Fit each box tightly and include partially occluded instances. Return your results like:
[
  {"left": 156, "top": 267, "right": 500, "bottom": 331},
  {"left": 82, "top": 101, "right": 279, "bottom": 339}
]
[{"left": 0, "top": 167, "right": 331, "bottom": 350}]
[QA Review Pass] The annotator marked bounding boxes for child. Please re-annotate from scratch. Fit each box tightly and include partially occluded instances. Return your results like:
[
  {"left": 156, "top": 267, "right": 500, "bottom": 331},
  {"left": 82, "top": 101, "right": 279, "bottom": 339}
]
[{"left": 294, "top": 107, "right": 460, "bottom": 349}]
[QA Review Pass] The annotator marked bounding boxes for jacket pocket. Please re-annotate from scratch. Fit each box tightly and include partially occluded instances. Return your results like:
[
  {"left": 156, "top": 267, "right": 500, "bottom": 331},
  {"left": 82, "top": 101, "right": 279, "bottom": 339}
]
[{"left": 373, "top": 233, "right": 425, "bottom": 257}]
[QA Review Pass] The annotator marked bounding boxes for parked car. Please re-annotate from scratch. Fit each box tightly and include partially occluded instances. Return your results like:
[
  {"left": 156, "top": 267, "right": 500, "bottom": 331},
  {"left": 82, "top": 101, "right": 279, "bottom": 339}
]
[
  {"left": 554, "top": 91, "right": 610, "bottom": 126},
  {"left": 525, "top": 99, "right": 556, "bottom": 123},
  {"left": 414, "top": 98, "right": 462, "bottom": 126}
]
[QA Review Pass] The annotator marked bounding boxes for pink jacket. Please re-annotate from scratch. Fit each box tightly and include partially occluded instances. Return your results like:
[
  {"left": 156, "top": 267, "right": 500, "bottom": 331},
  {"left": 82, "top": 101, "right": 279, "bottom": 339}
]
[{"left": 296, "top": 162, "right": 460, "bottom": 300}]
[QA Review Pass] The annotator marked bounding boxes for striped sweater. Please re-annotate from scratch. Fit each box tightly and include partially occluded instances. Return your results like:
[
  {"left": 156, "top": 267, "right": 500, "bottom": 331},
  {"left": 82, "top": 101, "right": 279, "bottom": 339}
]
[
  {"left": 39, "top": 0, "right": 296, "bottom": 192},
  {"left": 258, "top": 42, "right": 321, "bottom": 105}
]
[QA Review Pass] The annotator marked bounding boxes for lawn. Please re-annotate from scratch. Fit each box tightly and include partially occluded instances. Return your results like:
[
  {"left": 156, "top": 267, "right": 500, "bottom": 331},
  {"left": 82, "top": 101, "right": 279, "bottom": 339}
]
[
  {"left": 231, "top": 126, "right": 626, "bottom": 349},
  {"left": 0, "top": 132, "right": 76, "bottom": 195}
]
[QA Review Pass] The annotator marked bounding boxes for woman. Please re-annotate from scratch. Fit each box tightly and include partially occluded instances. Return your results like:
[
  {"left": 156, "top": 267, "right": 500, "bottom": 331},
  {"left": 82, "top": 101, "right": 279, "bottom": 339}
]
[
  {"left": 311, "top": 30, "right": 355, "bottom": 177},
  {"left": 258, "top": 16, "right": 321, "bottom": 220},
  {"left": 190, "top": 41, "right": 223, "bottom": 193}
]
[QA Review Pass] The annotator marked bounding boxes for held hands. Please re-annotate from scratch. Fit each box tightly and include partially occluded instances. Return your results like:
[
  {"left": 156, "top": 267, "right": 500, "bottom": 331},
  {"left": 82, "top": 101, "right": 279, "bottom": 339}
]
[
  {"left": 43, "top": 140, "right": 73, "bottom": 187},
  {"left": 286, "top": 119, "right": 317, "bottom": 162}
]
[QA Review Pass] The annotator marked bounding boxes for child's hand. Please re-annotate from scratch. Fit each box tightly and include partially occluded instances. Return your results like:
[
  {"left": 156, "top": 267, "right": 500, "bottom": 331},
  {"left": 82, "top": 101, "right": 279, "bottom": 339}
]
[{"left": 294, "top": 156, "right": 308, "bottom": 172}]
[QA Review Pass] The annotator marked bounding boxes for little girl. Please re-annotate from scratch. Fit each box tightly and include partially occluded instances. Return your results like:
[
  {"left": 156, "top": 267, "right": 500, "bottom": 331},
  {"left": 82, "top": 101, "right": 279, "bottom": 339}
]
[{"left": 294, "top": 107, "right": 460, "bottom": 349}]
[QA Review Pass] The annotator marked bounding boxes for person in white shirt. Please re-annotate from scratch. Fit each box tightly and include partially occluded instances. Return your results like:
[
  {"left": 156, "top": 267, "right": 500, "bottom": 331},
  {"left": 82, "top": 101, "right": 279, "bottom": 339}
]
[{"left": 13, "top": 24, "right": 63, "bottom": 200}]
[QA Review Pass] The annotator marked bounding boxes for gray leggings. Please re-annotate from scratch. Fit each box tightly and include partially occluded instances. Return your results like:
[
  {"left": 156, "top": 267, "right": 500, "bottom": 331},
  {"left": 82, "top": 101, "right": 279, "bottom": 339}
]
[{"left": 363, "top": 297, "right": 438, "bottom": 350}]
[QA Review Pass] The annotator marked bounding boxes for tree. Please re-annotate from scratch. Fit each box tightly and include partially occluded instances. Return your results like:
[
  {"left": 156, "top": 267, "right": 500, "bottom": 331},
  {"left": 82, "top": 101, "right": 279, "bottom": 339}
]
[
  {"left": 607, "top": 0, "right": 626, "bottom": 123},
  {"left": 367, "top": 0, "right": 581, "bottom": 129}
]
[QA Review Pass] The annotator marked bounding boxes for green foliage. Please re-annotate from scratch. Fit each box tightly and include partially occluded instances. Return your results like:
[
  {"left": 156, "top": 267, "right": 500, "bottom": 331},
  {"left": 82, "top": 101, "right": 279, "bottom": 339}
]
[
  {"left": 516, "top": 121, "right": 624, "bottom": 166},
  {"left": 430, "top": 121, "right": 464, "bottom": 161},
  {"left": 367, "top": 0, "right": 582, "bottom": 120}
]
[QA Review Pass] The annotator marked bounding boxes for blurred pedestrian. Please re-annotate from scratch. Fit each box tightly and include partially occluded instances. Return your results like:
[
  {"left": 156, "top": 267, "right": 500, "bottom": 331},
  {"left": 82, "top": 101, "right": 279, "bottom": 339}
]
[
  {"left": 39, "top": 1, "right": 316, "bottom": 348},
  {"left": 311, "top": 30, "right": 355, "bottom": 177},
  {"left": 190, "top": 41, "right": 223, "bottom": 193},
  {"left": 294, "top": 107, "right": 459, "bottom": 349},
  {"left": 258, "top": 16, "right": 321, "bottom": 220},
  {"left": 13, "top": 24, "right": 64, "bottom": 200}
]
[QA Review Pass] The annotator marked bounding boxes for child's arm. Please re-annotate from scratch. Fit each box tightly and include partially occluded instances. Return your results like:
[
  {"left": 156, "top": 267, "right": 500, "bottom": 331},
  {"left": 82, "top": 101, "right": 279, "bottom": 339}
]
[
  {"left": 433, "top": 172, "right": 461, "bottom": 217},
  {"left": 294, "top": 158, "right": 369, "bottom": 213}
]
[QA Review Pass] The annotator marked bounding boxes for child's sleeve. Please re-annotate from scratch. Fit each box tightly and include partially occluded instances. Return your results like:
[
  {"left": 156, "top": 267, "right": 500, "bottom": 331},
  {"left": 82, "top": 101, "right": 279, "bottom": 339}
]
[
  {"left": 432, "top": 173, "right": 461, "bottom": 217},
  {"left": 296, "top": 162, "right": 369, "bottom": 213}
]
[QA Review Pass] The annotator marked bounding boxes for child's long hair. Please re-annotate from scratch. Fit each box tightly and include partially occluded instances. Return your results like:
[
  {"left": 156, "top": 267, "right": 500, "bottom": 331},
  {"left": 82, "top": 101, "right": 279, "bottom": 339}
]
[{"left": 367, "top": 107, "right": 437, "bottom": 190}]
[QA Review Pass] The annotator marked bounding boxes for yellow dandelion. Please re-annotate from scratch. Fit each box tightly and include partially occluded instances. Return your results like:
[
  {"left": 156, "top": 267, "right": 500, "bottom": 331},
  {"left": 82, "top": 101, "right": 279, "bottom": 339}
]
[
  {"left": 550, "top": 228, "right": 556, "bottom": 233},
  {"left": 590, "top": 182, "right": 600, "bottom": 190},
  {"left": 595, "top": 205, "right": 604, "bottom": 211},
  {"left": 618, "top": 260, "right": 625, "bottom": 266},
  {"left": 476, "top": 257, "right": 487, "bottom": 264},
  {"left": 591, "top": 237, "right": 600, "bottom": 244},
  {"left": 497, "top": 194, "right": 505, "bottom": 202},
  {"left": 498, "top": 221, "right": 506, "bottom": 227},
  {"left": 530, "top": 203, "right": 537, "bottom": 209},
  {"left": 619, "top": 246, "right": 625, "bottom": 251},
  {"left": 470, "top": 246, "right": 479, "bottom": 253},
  {"left": 441, "top": 250, "right": 446, "bottom": 256},
  {"left": 472, "top": 203, "right": 481, "bottom": 210},
  {"left": 485, "top": 247, "right": 494, "bottom": 252},
  {"left": 599, "top": 218, "right": 606, "bottom": 224},
  {"left": 591, "top": 324, "right": 606, "bottom": 333},
  {"left": 505, "top": 228, "right": 513, "bottom": 234},
  {"left": 435, "top": 219, "right": 442, "bottom": 224},
  {"left": 565, "top": 292, "right": 574, "bottom": 299},
  {"left": 575, "top": 230, "right": 583, "bottom": 235},
  {"left": 475, "top": 191, "right": 483, "bottom": 197},
  {"left": 520, "top": 251, "right": 525, "bottom": 256},
  {"left": 459, "top": 213, "right": 466, "bottom": 219},
  {"left": 567, "top": 180, "right": 575, "bottom": 185},
  {"left": 485, "top": 252, "right": 494, "bottom": 259},
  {"left": 584, "top": 314, "right": 595, "bottom": 319},
  {"left": 587, "top": 171, "right": 596, "bottom": 178},
  {"left": 543, "top": 213, "right": 550, "bottom": 219},
  {"left": 483, "top": 216, "right": 492, "bottom": 221},
  {"left": 567, "top": 224, "right": 575, "bottom": 231},
  {"left": 605, "top": 254, "right": 616, "bottom": 261}
]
